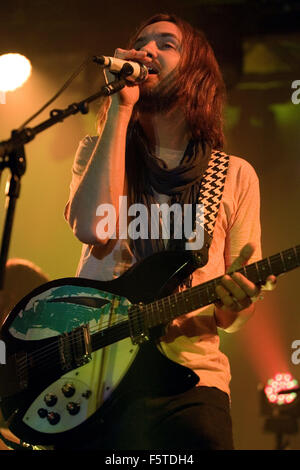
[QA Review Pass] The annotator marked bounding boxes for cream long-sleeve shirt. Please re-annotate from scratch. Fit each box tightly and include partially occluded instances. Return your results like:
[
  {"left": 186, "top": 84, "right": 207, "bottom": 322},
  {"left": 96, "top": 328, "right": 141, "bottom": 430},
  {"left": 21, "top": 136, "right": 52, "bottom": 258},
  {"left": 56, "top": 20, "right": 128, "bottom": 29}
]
[{"left": 66, "top": 136, "right": 262, "bottom": 396}]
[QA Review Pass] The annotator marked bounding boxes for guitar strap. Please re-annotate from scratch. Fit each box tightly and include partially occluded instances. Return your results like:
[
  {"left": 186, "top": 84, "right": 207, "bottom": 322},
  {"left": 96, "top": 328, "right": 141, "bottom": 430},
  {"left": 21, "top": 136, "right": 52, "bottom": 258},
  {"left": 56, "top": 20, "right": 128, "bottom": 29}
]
[
  {"left": 197, "top": 150, "right": 230, "bottom": 241},
  {"left": 188, "top": 150, "right": 229, "bottom": 271}
]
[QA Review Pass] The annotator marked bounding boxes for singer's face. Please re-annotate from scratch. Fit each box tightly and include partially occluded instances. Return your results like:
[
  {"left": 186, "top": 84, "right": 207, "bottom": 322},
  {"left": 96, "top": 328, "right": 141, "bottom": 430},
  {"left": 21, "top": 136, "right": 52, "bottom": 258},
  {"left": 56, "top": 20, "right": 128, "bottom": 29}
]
[{"left": 133, "top": 21, "right": 182, "bottom": 88}]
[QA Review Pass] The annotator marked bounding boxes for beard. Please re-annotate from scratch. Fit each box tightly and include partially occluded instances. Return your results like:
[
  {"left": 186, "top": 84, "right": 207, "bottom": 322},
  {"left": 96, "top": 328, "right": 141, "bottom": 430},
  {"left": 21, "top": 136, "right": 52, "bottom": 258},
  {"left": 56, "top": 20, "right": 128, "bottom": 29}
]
[{"left": 135, "top": 69, "right": 182, "bottom": 114}]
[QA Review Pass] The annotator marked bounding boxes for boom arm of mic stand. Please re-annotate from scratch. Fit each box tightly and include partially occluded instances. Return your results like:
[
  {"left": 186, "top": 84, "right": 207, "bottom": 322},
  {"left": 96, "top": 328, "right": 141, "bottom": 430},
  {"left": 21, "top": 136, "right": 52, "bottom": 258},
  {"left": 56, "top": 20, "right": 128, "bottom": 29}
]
[
  {"left": 0, "top": 77, "right": 126, "bottom": 289},
  {"left": 0, "top": 146, "right": 25, "bottom": 290}
]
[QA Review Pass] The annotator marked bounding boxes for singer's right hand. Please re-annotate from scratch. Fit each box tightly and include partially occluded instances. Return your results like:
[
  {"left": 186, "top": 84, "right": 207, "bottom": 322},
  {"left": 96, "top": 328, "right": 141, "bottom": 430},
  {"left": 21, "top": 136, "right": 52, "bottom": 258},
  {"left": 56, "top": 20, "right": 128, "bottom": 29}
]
[{"left": 108, "top": 48, "right": 152, "bottom": 108}]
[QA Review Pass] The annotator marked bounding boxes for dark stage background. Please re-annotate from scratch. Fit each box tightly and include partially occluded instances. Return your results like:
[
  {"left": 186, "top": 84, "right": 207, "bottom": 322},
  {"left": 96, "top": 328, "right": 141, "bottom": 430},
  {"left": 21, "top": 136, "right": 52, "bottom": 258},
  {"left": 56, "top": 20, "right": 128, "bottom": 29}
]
[{"left": 0, "top": 0, "right": 300, "bottom": 450}]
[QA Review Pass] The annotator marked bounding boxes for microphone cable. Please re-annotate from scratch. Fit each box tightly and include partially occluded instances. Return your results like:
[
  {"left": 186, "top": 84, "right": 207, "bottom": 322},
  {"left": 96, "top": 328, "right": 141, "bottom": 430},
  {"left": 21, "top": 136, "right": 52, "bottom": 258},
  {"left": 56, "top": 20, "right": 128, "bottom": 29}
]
[{"left": 17, "top": 55, "right": 93, "bottom": 131}]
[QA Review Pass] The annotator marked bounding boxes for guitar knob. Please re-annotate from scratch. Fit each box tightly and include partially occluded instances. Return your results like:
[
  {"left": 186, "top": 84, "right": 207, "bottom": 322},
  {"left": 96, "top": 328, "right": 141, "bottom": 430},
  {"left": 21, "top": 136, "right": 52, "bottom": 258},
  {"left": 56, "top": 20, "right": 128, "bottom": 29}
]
[
  {"left": 37, "top": 408, "right": 48, "bottom": 418},
  {"left": 47, "top": 412, "right": 60, "bottom": 425},
  {"left": 61, "top": 383, "right": 75, "bottom": 398},
  {"left": 66, "top": 402, "right": 80, "bottom": 415},
  {"left": 82, "top": 390, "right": 92, "bottom": 399},
  {"left": 44, "top": 393, "right": 57, "bottom": 406}
]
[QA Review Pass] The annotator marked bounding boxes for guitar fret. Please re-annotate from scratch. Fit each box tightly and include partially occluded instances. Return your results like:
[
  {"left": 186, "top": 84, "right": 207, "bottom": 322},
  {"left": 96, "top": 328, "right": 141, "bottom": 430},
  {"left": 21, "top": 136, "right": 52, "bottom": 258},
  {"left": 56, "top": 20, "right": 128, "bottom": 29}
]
[
  {"left": 169, "top": 294, "right": 181, "bottom": 319},
  {"left": 156, "top": 298, "right": 164, "bottom": 324},
  {"left": 155, "top": 299, "right": 164, "bottom": 324},
  {"left": 172, "top": 291, "right": 182, "bottom": 316},
  {"left": 282, "top": 247, "right": 298, "bottom": 271},
  {"left": 154, "top": 301, "right": 162, "bottom": 325},
  {"left": 145, "top": 302, "right": 152, "bottom": 328},
  {"left": 164, "top": 297, "right": 171, "bottom": 321},
  {"left": 244, "top": 263, "right": 260, "bottom": 284},
  {"left": 188, "top": 289, "right": 200, "bottom": 311},
  {"left": 205, "top": 281, "right": 218, "bottom": 304},
  {"left": 146, "top": 302, "right": 157, "bottom": 328},
  {"left": 269, "top": 253, "right": 285, "bottom": 276},
  {"left": 174, "top": 291, "right": 188, "bottom": 316},
  {"left": 162, "top": 297, "right": 171, "bottom": 322},
  {"left": 180, "top": 292, "right": 194, "bottom": 315},
  {"left": 167, "top": 296, "right": 173, "bottom": 316},
  {"left": 166, "top": 289, "right": 197, "bottom": 322},
  {"left": 157, "top": 299, "right": 164, "bottom": 324},
  {"left": 257, "top": 258, "right": 272, "bottom": 283}
]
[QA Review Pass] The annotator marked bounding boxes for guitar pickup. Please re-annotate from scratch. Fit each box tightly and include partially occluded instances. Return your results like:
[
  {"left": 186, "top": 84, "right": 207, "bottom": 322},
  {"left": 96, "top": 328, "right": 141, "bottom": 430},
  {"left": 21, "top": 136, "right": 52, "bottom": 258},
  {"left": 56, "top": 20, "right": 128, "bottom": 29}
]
[
  {"left": 58, "top": 324, "right": 92, "bottom": 372},
  {"left": 128, "top": 304, "right": 149, "bottom": 345}
]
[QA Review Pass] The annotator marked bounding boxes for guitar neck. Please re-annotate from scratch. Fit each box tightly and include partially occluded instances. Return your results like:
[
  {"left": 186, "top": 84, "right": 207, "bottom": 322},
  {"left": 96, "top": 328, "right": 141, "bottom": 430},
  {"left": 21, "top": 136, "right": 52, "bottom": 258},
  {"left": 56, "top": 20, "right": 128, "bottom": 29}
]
[
  {"left": 90, "top": 245, "right": 300, "bottom": 351},
  {"left": 144, "top": 245, "right": 300, "bottom": 328}
]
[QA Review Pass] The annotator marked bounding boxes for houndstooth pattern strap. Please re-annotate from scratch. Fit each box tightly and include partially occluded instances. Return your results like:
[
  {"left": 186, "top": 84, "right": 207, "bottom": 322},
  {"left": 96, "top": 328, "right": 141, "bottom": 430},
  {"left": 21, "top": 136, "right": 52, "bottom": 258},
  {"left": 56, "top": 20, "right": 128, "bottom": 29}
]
[{"left": 196, "top": 150, "right": 229, "bottom": 240}]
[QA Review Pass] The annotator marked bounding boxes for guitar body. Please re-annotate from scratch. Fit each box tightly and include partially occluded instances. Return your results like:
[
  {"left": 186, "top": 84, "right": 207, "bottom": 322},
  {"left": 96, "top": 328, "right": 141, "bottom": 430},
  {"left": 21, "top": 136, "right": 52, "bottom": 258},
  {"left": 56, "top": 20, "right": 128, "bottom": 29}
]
[
  {"left": 0, "top": 250, "right": 204, "bottom": 446},
  {"left": 2, "top": 242, "right": 298, "bottom": 447}
]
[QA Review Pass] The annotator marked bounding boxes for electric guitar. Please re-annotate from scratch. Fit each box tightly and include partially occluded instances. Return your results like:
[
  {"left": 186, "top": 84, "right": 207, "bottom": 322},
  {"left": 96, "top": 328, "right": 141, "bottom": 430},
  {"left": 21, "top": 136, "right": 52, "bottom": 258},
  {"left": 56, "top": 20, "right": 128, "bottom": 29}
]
[{"left": 0, "top": 245, "right": 299, "bottom": 446}]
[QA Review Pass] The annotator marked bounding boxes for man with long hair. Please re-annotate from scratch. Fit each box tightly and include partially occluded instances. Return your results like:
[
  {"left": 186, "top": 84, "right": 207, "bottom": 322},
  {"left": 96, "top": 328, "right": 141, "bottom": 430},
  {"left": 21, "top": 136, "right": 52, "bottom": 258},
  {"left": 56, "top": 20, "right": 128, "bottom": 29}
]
[{"left": 65, "top": 13, "right": 275, "bottom": 450}]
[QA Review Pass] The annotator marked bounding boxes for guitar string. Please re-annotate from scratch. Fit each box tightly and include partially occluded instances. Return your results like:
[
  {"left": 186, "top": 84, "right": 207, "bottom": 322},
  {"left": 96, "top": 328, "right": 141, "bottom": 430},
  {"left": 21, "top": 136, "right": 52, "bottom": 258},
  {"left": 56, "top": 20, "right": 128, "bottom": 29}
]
[
  {"left": 15, "top": 317, "right": 130, "bottom": 372},
  {"left": 13, "top": 266, "right": 272, "bottom": 374},
  {"left": 17, "top": 248, "right": 290, "bottom": 351},
  {"left": 15, "top": 261, "right": 252, "bottom": 371},
  {"left": 14, "top": 260, "right": 280, "bottom": 374},
  {"left": 15, "top": 296, "right": 156, "bottom": 364},
  {"left": 15, "top": 279, "right": 222, "bottom": 373},
  {"left": 14, "top": 292, "right": 186, "bottom": 373},
  {"left": 15, "top": 324, "right": 130, "bottom": 374},
  {"left": 15, "top": 250, "right": 299, "bottom": 374},
  {"left": 13, "top": 268, "right": 267, "bottom": 375}
]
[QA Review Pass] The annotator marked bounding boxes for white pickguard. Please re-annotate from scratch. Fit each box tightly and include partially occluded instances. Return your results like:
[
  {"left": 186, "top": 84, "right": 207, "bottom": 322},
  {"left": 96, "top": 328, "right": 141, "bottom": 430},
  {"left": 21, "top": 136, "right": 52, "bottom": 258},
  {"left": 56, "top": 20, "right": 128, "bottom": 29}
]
[
  {"left": 7, "top": 283, "right": 139, "bottom": 434},
  {"left": 23, "top": 338, "right": 138, "bottom": 433}
]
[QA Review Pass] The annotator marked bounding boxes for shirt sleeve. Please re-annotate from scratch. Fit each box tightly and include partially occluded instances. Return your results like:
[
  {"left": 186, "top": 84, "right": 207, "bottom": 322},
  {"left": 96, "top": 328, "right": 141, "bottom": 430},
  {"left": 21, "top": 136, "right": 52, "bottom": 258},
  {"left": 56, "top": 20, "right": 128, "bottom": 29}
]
[
  {"left": 64, "top": 135, "right": 98, "bottom": 220},
  {"left": 224, "top": 157, "right": 262, "bottom": 270},
  {"left": 68, "top": 135, "right": 98, "bottom": 198}
]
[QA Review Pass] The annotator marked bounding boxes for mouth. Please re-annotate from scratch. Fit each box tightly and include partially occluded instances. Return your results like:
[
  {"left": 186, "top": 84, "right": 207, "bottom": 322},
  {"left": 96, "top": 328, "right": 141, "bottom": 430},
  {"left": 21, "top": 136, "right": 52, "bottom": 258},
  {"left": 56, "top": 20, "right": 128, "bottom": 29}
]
[{"left": 146, "top": 64, "right": 159, "bottom": 75}]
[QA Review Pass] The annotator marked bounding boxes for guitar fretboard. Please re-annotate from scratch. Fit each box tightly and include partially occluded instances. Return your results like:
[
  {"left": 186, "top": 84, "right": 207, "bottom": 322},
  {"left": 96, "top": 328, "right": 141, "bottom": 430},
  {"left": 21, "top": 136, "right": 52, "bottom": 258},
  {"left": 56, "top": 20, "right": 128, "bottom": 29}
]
[{"left": 143, "top": 245, "right": 300, "bottom": 328}]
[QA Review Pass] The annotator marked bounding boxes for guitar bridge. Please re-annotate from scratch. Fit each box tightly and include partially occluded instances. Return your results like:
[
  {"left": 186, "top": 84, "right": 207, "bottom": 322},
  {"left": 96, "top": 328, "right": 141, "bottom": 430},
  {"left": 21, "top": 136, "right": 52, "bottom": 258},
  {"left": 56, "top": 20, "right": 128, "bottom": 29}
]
[
  {"left": 128, "top": 303, "right": 149, "bottom": 345},
  {"left": 58, "top": 324, "right": 92, "bottom": 372}
]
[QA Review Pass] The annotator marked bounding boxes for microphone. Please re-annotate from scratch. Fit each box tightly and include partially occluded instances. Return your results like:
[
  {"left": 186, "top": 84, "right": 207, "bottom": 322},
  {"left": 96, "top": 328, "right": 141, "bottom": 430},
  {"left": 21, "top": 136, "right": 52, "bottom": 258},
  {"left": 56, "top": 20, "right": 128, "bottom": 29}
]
[{"left": 93, "top": 55, "right": 148, "bottom": 83}]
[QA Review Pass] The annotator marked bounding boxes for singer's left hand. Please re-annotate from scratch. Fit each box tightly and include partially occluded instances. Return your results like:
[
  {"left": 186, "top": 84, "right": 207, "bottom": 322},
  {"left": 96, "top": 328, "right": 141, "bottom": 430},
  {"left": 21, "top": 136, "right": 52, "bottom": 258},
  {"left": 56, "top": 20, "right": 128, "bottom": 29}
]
[{"left": 214, "top": 243, "right": 276, "bottom": 331}]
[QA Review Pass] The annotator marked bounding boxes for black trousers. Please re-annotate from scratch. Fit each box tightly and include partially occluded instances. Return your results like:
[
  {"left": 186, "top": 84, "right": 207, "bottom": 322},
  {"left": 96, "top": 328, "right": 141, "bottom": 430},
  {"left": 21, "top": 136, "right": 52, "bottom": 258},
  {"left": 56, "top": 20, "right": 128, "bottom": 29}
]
[
  {"left": 94, "top": 386, "right": 234, "bottom": 450},
  {"left": 56, "top": 344, "right": 234, "bottom": 450}
]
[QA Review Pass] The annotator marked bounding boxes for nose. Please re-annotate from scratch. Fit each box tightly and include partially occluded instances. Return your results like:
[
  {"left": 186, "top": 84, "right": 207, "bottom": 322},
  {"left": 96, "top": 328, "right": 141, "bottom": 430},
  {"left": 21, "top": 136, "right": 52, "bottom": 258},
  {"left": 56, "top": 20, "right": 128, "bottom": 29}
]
[{"left": 140, "top": 40, "right": 158, "bottom": 59}]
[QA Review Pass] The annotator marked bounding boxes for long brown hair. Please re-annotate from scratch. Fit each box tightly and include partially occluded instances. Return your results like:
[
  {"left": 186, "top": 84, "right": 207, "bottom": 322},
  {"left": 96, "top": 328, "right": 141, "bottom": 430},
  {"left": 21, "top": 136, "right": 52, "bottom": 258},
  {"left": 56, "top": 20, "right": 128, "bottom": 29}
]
[{"left": 127, "top": 13, "right": 226, "bottom": 149}]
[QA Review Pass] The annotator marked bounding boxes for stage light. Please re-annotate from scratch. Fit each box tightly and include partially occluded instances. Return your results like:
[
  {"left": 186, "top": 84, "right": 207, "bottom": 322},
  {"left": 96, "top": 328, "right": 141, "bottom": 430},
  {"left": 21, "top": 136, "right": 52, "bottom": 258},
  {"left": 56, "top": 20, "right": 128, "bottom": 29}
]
[
  {"left": 0, "top": 53, "right": 32, "bottom": 93},
  {"left": 259, "top": 372, "right": 300, "bottom": 449},
  {"left": 264, "top": 372, "right": 299, "bottom": 406}
]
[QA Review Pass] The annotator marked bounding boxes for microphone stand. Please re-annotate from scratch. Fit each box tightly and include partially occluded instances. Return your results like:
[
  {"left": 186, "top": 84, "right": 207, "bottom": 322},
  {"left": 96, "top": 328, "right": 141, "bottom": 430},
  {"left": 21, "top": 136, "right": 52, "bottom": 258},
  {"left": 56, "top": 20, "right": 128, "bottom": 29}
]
[{"left": 0, "top": 73, "right": 128, "bottom": 290}]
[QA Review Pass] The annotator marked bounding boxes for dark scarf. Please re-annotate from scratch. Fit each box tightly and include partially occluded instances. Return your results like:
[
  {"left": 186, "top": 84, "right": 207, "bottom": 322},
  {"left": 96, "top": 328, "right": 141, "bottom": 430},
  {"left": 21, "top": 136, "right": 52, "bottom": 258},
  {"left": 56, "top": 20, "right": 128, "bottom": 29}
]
[{"left": 126, "top": 123, "right": 211, "bottom": 262}]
